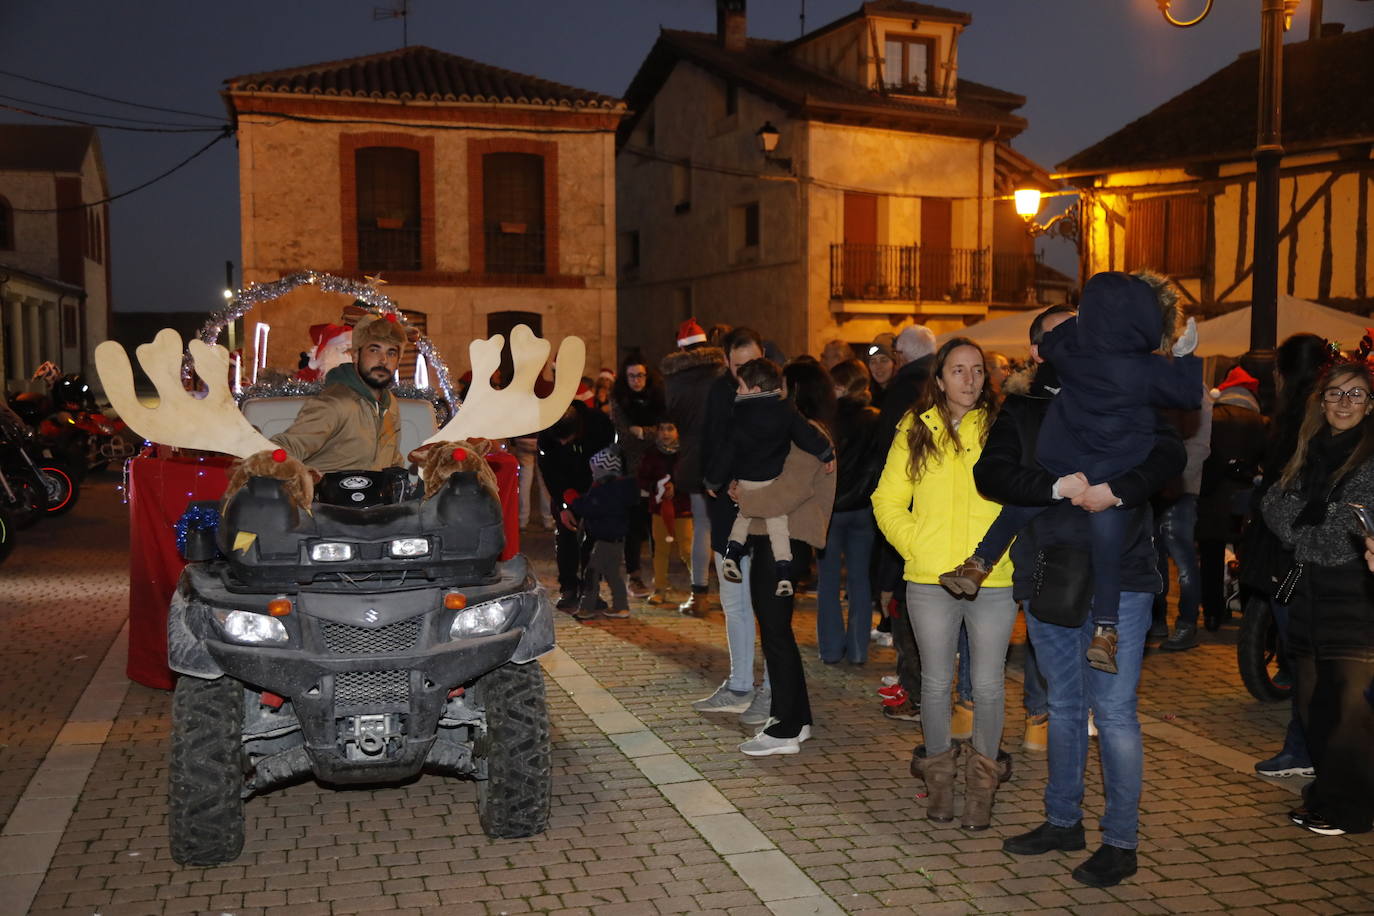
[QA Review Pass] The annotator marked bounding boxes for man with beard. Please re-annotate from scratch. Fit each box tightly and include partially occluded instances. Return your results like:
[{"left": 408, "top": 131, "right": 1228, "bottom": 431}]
[{"left": 271, "top": 314, "right": 407, "bottom": 472}]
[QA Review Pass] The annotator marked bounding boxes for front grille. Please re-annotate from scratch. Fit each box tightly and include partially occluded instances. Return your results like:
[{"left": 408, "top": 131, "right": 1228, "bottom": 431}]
[
  {"left": 321, "top": 618, "right": 422, "bottom": 654},
  {"left": 335, "top": 670, "right": 409, "bottom": 710}
]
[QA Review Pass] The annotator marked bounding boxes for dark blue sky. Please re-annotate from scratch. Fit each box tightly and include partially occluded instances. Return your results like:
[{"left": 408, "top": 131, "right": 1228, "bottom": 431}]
[{"left": 3, "top": 0, "right": 1371, "bottom": 313}]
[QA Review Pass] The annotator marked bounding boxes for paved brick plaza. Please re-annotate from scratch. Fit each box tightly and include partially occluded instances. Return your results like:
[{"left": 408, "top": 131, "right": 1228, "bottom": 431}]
[{"left": 1, "top": 474, "right": 1371, "bottom": 915}]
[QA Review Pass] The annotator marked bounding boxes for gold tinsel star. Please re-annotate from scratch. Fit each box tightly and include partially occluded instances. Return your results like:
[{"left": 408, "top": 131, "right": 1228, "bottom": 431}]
[{"left": 363, "top": 273, "right": 388, "bottom": 287}]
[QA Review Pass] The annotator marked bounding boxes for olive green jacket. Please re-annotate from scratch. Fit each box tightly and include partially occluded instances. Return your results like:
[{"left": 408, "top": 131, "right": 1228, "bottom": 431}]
[{"left": 270, "top": 364, "right": 402, "bottom": 472}]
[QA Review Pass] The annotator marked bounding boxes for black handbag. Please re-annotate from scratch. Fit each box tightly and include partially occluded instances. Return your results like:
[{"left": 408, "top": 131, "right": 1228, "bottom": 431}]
[
  {"left": 1029, "top": 544, "right": 1093, "bottom": 627},
  {"left": 1273, "top": 562, "right": 1304, "bottom": 606}
]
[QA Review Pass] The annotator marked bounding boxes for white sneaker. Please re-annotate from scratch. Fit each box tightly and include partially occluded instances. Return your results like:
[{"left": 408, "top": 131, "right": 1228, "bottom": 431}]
[
  {"left": 1087, "top": 710, "right": 1098, "bottom": 738},
  {"left": 692, "top": 681, "right": 754, "bottom": 714}
]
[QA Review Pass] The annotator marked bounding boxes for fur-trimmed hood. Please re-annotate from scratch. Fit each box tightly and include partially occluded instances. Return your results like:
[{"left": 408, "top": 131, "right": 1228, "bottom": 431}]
[{"left": 660, "top": 346, "right": 725, "bottom": 377}]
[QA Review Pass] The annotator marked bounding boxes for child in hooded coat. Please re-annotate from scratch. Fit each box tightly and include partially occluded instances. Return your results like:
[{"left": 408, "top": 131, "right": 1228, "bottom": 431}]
[
  {"left": 942, "top": 271, "right": 1202, "bottom": 673},
  {"left": 567, "top": 447, "right": 641, "bottom": 619}
]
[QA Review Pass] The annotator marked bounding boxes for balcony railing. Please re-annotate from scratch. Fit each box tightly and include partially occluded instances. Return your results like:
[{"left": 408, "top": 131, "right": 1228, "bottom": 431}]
[
  {"left": 829, "top": 243, "right": 914, "bottom": 300},
  {"left": 992, "top": 252, "right": 1044, "bottom": 305},
  {"left": 830, "top": 244, "right": 988, "bottom": 303},
  {"left": 485, "top": 224, "right": 546, "bottom": 275},
  {"left": 358, "top": 226, "right": 421, "bottom": 272}
]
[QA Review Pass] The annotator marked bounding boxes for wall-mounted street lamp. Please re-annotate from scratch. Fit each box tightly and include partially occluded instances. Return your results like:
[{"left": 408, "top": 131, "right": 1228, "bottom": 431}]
[
  {"left": 1013, "top": 188, "right": 1081, "bottom": 249},
  {"left": 755, "top": 121, "right": 793, "bottom": 173}
]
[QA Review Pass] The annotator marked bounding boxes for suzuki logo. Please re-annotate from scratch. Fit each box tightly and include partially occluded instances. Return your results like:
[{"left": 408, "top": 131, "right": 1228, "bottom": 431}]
[{"left": 364, "top": 608, "right": 379, "bottom": 624}]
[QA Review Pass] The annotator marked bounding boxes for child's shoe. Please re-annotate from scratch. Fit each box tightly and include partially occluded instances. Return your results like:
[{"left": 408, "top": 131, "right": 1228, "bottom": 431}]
[
  {"left": 1086, "top": 624, "right": 1119, "bottom": 674},
  {"left": 938, "top": 555, "right": 990, "bottom": 597},
  {"left": 775, "top": 560, "right": 794, "bottom": 597},
  {"left": 720, "top": 541, "right": 746, "bottom": 583}
]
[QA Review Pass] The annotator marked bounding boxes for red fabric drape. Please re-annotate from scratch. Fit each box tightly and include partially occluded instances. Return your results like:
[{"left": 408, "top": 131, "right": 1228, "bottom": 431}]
[{"left": 127, "top": 449, "right": 523, "bottom": 690}]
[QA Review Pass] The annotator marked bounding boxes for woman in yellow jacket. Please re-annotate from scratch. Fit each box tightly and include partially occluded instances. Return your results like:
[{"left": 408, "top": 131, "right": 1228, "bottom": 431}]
[{"left": 871, "top": 337, "right": 1015, "bottom": 830}]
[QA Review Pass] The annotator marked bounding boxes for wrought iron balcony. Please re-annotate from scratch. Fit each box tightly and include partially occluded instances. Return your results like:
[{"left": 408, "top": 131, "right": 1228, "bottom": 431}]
[
  {"left": 829, "top": 244, "right": 989, "bottom": 303},
  {"left": 992, "top": 252, "right": 1045, "bottom": 305}
]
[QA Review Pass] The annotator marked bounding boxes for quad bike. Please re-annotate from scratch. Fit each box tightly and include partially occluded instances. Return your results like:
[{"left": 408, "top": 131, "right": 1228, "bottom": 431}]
[
  {"left": 167, "top": 464, "right": 554, "bottom": 865},
  {"left": 94, "top": 320, "right": 584, "bottom": 867}
]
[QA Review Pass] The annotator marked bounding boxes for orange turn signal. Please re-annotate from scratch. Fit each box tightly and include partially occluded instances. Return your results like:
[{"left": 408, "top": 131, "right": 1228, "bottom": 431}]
[
  {"left": 267, "top": 598, "right": 292, "bottom": 617},
  {"left": 444, "top": 592, "right": 467, "bottom": 610}
]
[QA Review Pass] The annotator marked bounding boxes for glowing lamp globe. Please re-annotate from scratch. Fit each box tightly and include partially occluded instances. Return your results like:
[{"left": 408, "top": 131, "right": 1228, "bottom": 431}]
[{"left": 1014, "top": 188, "right": 1042, "bottom": 222}]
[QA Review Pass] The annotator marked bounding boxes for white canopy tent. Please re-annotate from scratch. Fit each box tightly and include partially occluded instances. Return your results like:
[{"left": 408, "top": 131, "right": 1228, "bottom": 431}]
[
  {"left": 1193, "top": 294, "right": 1371, "bottom": 357},
  {"left": 934, "top": 311, "right": 1040, "bottom": 357}
]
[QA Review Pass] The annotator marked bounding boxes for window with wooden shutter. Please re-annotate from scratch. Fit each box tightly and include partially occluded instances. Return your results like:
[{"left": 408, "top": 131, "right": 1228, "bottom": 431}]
[
  {"left": 482, "top": 152, "right": 546, "bottom": 274},
  {"left": 356, "top": 147, "right": 421, "bottom": 271},
  {"left": 1126, "top": 195, "right": 1205, "bottom": 277}
]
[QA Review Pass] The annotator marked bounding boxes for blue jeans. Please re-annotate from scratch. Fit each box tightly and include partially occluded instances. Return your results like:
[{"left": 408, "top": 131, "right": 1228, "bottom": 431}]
[
  {"left": 716, "top": 552, "right": 771, "bottom": 694},
  {"left": 1270, "top": 600, "right": 1311, "bottom": 764},
  {"left": 1153, "top": 495, "right": 1201, "bottom": 629},
  {"left": 1026, "top": 591, "right": 1151, "bottom": 849},
  {"left": 1022, "top": 620, "right": 1048, "bottom": 717},
  {"left": 689, "top": 493, "right": 712, "bottom": 588},
  {"left": 817, "top": 508, "right": 876, "bottom": 663}
]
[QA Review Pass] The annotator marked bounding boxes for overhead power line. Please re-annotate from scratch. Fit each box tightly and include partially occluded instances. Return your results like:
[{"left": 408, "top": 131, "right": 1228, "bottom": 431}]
[
  {"left": 0, "top": 92, "right": 214, "bottom": 129},
  {"left": 0, "top": 100, "right": 226, "bottom": 133},
  {"left": 0, "top": 67, "right": 224, "bottom": 121},
  {"left": 11, "top": 127, "right": 235, "bottom": 213}
]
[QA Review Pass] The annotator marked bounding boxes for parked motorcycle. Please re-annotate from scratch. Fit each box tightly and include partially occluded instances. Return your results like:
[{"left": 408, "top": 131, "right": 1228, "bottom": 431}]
[{"left": 0, "top": 404, "right": 79, "bottom": 525}]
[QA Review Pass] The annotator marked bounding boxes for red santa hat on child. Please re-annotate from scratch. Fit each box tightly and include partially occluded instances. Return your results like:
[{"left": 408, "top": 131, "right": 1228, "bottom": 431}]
[
  {"left": 1209, "top": 365, "right": 1260, "bottom": 400},
  {"left": 676, "top": 318, "right": 708, "bottom": 348},
  {"left": 574, "top": 380, "right": 596, "bottom": 406}
]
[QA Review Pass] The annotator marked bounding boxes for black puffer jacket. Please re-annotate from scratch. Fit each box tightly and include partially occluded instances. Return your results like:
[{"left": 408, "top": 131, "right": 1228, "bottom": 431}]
[
  {"left": 536, "top": 401, "right": 615, "bottom": 503},
  {"left": 832, "top": 397, "right": 882, "bottom": 512},
  {"left": 874, "top": 354, "right": 933, "bottom": 457},
  {"left": 611, "top": 386, "right": 665, "bottom": 478},
  {"left": 972, "top": 364, "right": 1186, "bottom": 602},
  {"left": 661, "top": 346, "right": 725, "bottom": 495}
]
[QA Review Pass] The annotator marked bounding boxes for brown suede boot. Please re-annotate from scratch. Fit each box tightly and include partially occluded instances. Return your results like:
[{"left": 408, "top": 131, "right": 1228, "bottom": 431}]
[
  {"left": 678, "top": 587, "right": 708, "bottom": 618},
  {"left": 1086, "top": 624, "right": 1119, "bottom": 674},
  {"left": 938, "top": 555, "right": 990, "bottom": 597},
  {"left": 909, "top": 745, "right": 959, "bottom": 823},
  {"left": 961, "top": 750, "right": 1013, "bottom": 830}
]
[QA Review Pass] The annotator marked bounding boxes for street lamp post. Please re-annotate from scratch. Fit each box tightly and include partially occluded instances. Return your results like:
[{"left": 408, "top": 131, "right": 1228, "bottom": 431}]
[{"left": 1158, "top": 0, "right": 1300, "bottom": 393}]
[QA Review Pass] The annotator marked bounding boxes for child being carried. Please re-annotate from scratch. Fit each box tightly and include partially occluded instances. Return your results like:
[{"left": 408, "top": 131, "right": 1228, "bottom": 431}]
[
  {"left": 941, "top": 271, "right": 1202, "bottom": 674},
  {"left": 704, "top": 358, "right": 835, "bottom": 597}
]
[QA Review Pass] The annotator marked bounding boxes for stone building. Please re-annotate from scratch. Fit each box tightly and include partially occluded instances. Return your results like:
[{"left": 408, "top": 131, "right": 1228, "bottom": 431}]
[
  {"left": 1059, "top": 25, "right": 1374, "bottom": 317},
  {"left": 222, "top": 47, "right": 625, "bottom": 382},
  {"left": 616, "top": 0, "right": 1054, "bottom": 362},
  {"left": 0, "top": 124, "right": 111, "bottom": 393}
]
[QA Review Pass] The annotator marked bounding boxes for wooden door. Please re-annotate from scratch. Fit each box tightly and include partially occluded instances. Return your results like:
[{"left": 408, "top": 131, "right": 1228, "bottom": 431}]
[
  {"left": 843, "top": 192, "right": 878, "bottom": 296},
  {"left": 919, "top": 197, "right": 952, "bottom": 298}
]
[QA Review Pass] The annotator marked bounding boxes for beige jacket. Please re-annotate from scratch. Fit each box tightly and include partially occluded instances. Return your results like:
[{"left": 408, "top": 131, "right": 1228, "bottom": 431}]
[{"left": 271, "top": 366, "right": 402, "bottom": 472}]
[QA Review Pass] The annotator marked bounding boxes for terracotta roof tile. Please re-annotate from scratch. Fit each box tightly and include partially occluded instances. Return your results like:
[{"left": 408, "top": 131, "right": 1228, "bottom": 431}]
[
  {"left": 1059, "top": 27, "right": 1374, "bottom": 174},
  {"left": 225, "top": 46, "right": 623, "bottom": 110}
]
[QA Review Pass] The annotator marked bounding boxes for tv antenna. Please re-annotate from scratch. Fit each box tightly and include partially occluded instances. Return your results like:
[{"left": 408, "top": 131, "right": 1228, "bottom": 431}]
[
  {"left": 800, "top": 0, "right": 806, "bottom": 36},
  {"left": 373, "top": 0, "right": 411, "bottom": 47}
]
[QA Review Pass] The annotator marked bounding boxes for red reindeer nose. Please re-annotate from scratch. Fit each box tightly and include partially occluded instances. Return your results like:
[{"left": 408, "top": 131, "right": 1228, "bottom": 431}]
[
  {"left": 272, "top": 448, "right": 288, "bottom": 463},
  {"left": 452, "top": 448, "right": 468, "bottom": 461},
  {"left": 385, "top": 313, "right": 398, "bottom": 322}
]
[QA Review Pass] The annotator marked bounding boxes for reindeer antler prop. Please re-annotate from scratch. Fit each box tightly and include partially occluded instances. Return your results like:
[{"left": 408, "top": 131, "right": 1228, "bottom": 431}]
[
  {"left": 421, "top": 324, "right": 585, "bottom": 446},
  {"left": 95, "top": 330, "right": 316, "bottom": 511},
  {"left": 95, "top": 329, "right": 276, "bottom": 457}
]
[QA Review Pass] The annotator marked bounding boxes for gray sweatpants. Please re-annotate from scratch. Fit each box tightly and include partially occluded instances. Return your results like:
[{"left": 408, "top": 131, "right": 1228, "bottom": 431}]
[{"left": 580, "top": 538, "right": 628, "bottom": 611}]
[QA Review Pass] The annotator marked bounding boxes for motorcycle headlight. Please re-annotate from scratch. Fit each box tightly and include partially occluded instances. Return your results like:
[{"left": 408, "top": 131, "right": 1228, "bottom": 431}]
[
  {"left": 389, "top": 537, "right": 430, "bottom": 558},
  {"left": 449, "top": 596, "right": 520, "bottom": 639},
  {"left": 310, "top": 542, "right": 353, "bottom": 562},
  {"left": 212, "top": 609, "right": 289, "bottom": 645}
]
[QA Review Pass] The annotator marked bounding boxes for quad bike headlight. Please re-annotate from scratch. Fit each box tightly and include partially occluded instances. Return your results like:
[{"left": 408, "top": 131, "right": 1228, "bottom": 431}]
[
  {"left": 310, "top": 542, "right": 353, "bottom": 562},
  {"left": 449, "top": 596, "right": 520, "bottom": 639},
  {"left": 389, "top": 537, "right": 430, "bottom": 557},
  {"left": 212, "top": 609, "right": 289, "bottom": 645}
]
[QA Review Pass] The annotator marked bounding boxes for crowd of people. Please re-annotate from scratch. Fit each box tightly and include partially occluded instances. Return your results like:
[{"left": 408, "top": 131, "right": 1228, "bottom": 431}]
[{"left": 506, "top": 271, "right": 1374, "bottom": 888}]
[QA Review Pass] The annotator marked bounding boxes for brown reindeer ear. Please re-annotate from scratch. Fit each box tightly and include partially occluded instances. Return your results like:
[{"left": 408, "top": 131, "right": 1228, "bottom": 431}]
[
  {"left": 407, "top": 443, "right": 437, "bottom": 466},
  {"left": 465, "top": 437, "right": 493, "bottom": 457}
]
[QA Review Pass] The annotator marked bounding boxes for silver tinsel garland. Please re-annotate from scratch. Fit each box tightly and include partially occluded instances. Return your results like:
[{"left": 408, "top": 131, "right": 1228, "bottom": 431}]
[{"left": 197, "top": 270, "right": 458, "bottom": 413}]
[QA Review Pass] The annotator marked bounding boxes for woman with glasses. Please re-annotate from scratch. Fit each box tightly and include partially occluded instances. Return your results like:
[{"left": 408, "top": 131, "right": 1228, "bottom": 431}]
[
  {"left": 1261, "top": 360, "right": 1374, "bottom": 836},
  {"left": 611, "top": 353, "right": 666, "bottom": 597}
]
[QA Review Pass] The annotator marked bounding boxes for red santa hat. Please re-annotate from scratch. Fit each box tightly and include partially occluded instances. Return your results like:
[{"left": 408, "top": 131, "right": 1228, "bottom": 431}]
[
  {"left": 575, "top": 380, "right": 596, "bottom": 406},
  {"left": 676, "top": 318, "right": 708, "bottom": 348},
  {"left": 1209, "top": 365, "right": 1260, "bottom": 400},
  {"left": 308, "top": 323, "right": 351, "bottom": 358},
  {"left": 598, "top": 367, "right": 615, "bottom": 381}
]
